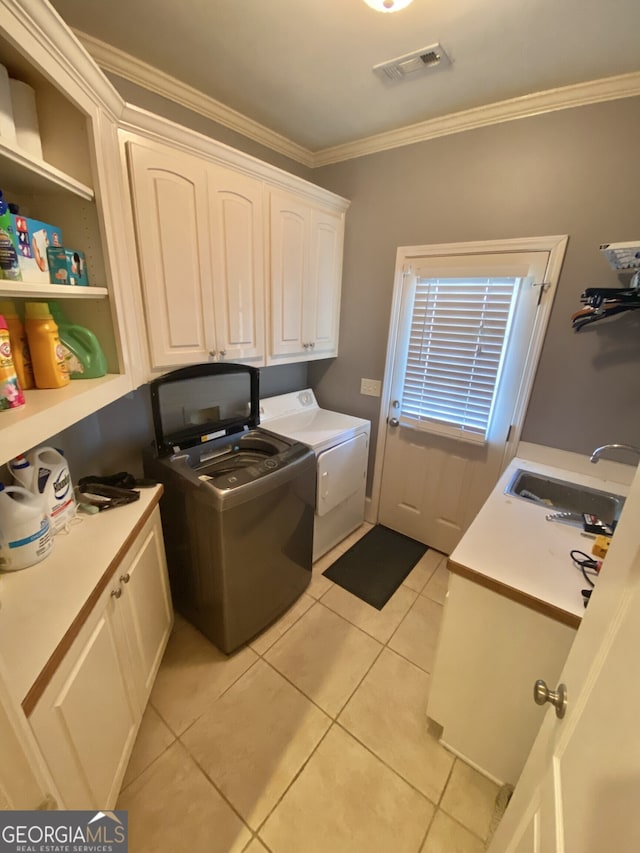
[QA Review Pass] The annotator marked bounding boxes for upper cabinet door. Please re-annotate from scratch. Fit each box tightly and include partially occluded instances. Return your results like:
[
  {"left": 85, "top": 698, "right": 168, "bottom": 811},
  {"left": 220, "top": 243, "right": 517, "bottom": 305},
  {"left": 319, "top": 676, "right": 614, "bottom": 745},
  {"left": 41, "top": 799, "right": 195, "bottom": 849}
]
[
  {"left": 269, "top": 190, "right": 309, "bottom": 359},
  {"left": 126, "top": 141, "right": 215, "bottom": 368},
  {"left": 307, "top": 208, "right": 344, "bottom": 358},
  {"left": 268, "top": 190, "right": 345, "bottom": 364},
  {"left": 208, "top": 166, "right": 265, "bottom": 365}
]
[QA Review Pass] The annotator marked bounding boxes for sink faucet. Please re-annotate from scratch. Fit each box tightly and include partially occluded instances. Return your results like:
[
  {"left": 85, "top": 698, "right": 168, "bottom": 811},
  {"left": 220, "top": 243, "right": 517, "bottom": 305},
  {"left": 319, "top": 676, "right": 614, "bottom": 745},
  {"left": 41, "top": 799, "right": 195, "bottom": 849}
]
[{"left": 590, "top": 444, "right": 640, "bottom": 464}]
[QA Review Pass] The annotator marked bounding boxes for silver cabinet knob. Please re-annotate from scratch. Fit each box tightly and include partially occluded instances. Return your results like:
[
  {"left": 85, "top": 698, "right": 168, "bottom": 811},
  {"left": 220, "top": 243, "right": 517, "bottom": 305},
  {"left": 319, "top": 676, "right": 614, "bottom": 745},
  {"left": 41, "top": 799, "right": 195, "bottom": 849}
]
[
  {"left": 111, "top": 587, "right": 122, "bottom": 599},
  {"left": 119, "top": 573, "right": 130, "bottom": 584},
  {"left": 208, "top": 350, "right": 217, "bottom": 358},
  {"left": 533, "top": 679, "right": 567, "bottom": 719},
  {"left": 388, "top": 417, "right": 400, "bottom": 427},
  {"left": 309, "top": 341, "right": 315, "bottom": 349},
  {"left": 219, "top": 350, "right": 226, "bottom": 358}
]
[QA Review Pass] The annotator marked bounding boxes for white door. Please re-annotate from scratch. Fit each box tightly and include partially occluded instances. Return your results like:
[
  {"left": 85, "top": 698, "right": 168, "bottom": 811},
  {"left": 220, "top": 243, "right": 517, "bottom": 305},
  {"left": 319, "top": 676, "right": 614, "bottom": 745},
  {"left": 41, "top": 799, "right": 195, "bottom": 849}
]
[
  {"left": 126, "top": 140, "right": 215, "bottom": 368},
  {"left": 208, "top": 165, "right": 266, "bottom": 365},
  {"left": 307, "top": 207, "right": 344, "bottom": 358},
  {"left": 376, "top": 237, "right": 567, "bottom": 554},
  {"left": 489, "top": 460, "right": 640, "bottom": 852}
]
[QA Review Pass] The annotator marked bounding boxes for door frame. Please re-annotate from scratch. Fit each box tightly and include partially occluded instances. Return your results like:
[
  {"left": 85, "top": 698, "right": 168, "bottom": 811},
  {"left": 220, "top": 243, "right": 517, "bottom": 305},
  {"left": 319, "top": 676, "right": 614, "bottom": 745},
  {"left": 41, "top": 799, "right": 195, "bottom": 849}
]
[{"left": 369, "top": 235, "right": 568, "bottom": 523}]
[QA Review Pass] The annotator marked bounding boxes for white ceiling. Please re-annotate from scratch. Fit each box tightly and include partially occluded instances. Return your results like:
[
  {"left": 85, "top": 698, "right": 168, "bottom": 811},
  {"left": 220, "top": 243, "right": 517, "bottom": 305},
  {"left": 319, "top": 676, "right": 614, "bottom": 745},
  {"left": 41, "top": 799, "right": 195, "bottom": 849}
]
[{"left": 50, "top": 0, "right": 640, "bottom": 160}]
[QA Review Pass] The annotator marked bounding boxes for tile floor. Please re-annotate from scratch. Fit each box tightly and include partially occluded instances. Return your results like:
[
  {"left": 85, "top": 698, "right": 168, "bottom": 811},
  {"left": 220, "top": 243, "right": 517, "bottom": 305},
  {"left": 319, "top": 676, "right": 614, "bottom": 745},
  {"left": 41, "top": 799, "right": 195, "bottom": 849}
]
[{"left": 117, "top": 524, "right": 500, "bottom": 853}]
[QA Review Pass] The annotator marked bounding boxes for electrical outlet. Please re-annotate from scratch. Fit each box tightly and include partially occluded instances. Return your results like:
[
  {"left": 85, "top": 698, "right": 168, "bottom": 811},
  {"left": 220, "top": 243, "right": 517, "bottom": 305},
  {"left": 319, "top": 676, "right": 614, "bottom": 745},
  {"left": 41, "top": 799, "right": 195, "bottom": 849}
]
[{"left": 360, "top": 378, "right": 381, "bottom": 397}]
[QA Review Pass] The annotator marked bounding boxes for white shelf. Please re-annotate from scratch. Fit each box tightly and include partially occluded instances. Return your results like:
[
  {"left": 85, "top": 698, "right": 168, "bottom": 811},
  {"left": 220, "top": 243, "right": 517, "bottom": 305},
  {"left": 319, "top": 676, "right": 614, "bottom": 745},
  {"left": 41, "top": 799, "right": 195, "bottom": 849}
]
[
  {"left": 0, "top": 138, "right": 94, "bottom": 201},
  {"left": 0, "top": 282, "right": 108, "bottom": 300},
  {"left": 0, "top": 374, "right": 132, "bottom": 465}
]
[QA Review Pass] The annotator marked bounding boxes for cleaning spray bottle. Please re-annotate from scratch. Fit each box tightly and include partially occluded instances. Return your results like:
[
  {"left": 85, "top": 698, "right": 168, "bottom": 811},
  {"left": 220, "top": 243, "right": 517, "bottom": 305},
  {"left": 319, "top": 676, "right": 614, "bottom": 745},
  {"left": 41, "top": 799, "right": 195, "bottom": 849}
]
[
  {"left": 24, "top": 302, "right": 69, "bottom": 388},
  {"left": 0, "top": 300, "right": 34, "bottom": 390},
  {"left": 48, "top": 301, "right": 107, "bottom": 379}
]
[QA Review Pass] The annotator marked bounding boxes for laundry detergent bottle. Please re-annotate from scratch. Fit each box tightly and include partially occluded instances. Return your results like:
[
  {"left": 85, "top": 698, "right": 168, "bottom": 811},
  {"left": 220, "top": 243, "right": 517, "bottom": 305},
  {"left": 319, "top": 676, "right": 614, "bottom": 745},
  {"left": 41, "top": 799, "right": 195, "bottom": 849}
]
[
  {"left": 48, "top": 302, "right": 107, "bottom": 379},
  {"left": 0, "top": 483, "right": 53, "bottom": 571},
  {"left": 0, "top": 314, "right": 25, "bottom": 410},
  {"left": 24, "top": 301, "right": 69, "bottom": 388},
  {"left": 0, "top": 300, "right": 34, "bottom": 390},
  {"left": 10, "top": 446, "right": 76, "bottom": 533}
]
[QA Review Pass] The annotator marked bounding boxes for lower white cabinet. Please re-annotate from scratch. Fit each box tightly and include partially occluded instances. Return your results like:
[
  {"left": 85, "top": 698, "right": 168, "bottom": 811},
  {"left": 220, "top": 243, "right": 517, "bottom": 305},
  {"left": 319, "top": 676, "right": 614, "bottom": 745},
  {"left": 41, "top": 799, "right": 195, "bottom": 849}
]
[{"left": 28, "top": 507, "right": 172, "bottom": 809}]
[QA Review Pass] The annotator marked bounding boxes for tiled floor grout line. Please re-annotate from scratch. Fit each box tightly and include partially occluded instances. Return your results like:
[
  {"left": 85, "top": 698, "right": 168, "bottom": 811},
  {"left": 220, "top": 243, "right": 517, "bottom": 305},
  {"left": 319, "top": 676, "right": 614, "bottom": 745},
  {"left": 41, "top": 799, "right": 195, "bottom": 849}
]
[
  {"left": 124, "top": 536, "right": 498, "bottom": 851},
  {"left": 253, "top": 720, "right": 335, "bottom": 838}
]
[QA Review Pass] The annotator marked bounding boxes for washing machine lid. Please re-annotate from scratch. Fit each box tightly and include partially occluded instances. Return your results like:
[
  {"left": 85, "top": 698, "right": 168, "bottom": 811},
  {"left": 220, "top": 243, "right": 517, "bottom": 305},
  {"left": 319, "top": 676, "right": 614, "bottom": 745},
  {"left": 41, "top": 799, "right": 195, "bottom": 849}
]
[{"left": 150, "top": 363, "right": 260, "bottom": 456}]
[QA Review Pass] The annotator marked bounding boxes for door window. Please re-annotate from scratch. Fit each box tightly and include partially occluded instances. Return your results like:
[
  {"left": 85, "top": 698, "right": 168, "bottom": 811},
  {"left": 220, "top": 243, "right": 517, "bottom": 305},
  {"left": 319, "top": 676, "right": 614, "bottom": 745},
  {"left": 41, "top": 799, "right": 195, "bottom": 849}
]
[{"left": 400, "top": 275, "right": 519, "bottom": 444}]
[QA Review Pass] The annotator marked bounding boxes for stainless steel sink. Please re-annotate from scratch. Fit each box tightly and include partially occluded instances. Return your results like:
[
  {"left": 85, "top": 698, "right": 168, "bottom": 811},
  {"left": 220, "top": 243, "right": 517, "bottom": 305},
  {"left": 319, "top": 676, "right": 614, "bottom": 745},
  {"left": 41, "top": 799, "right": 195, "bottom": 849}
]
[{"left": 504, "top": 468, "right": 625, "bottom": 525}]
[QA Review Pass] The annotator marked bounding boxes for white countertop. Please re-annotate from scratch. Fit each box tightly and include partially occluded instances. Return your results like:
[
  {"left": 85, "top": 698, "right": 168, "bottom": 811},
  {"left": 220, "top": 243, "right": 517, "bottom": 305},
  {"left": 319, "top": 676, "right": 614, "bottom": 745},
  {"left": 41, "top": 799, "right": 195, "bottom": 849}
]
[
  {"left": 0, "top": 486, "right": 163, "bottom": 705},
  {"left": 449, "top": 450, "right": 631, "bottom": 626}
]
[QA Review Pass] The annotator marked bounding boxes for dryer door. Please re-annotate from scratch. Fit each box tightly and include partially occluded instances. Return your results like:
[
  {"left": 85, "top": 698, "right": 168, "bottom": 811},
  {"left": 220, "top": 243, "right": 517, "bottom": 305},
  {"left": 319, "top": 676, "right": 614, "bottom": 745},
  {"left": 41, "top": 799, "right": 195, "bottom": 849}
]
[{"left": 317, "top": 433, "right": 368, "bottom": 517}]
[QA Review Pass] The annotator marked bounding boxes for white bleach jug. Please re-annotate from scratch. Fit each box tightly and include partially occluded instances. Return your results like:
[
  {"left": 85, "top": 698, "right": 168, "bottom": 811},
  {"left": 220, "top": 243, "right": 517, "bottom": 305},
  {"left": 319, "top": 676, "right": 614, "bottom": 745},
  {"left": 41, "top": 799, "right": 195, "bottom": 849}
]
[
  {"left": 0, "top": 483, "right": 52, "bottom": 571},
  {"left": 10, "top": 446, "right": 76, "bottom": 533}
]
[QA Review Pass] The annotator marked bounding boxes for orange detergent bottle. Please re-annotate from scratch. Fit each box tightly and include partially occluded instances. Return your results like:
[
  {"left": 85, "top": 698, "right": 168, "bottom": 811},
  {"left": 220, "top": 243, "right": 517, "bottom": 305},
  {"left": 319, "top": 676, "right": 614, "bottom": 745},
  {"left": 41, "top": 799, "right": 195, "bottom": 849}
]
[
  {"left": 0, "top": 300, "right": 34, "bottom": 389},
  {"left": 0, "top": 314, "right": 25, "bottom": 409},
  {"left": 24, "top": 301, "right": 69, "bottom": 388}
]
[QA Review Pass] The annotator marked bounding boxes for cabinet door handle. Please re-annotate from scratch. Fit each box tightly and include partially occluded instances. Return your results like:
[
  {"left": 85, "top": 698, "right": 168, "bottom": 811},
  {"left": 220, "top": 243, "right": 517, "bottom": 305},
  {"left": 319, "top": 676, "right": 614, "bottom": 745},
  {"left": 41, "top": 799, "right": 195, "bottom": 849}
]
[
  {"left": 219, "top": 350, "right": 226, "bottom": 359},
  {"left": 309, "top": 341, "right": 315, "bottom": 349},
  {"left": 533, "top": 679, "right": 568, "bottom": 719},
  {"left": 119, "top": 573, "right": 130, "bottom": 584},
  {"left": 208, "top": 350, "right": 217, "bottom": 359},
  {"left": 111, "top": 587, "right": 122, "bottom": 599}
]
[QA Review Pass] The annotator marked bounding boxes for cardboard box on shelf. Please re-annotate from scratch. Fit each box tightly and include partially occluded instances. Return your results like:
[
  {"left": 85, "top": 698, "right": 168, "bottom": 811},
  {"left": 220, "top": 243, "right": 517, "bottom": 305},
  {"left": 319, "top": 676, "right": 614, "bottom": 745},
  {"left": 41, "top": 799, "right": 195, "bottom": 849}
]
[
  {"left": 46, "top": 247, "right": 89, "bottom": 286},
  {"left": 9, "top": 214, "right": 62, "bottom": 283}
]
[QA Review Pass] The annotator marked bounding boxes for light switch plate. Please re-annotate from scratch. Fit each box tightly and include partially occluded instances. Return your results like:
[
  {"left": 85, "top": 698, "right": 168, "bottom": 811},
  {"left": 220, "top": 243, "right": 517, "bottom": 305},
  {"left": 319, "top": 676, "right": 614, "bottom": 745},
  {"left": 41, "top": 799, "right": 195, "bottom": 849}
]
[{"left": 360, "top": 378, "right": 381, "bottom": 397}]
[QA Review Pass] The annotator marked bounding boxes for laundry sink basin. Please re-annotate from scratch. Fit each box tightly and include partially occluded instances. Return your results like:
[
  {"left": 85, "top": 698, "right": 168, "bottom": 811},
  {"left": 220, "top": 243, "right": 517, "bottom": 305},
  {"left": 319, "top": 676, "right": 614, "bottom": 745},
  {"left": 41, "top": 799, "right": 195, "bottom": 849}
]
[{"left": 504, "top": 468, "right": 625, "bottom": 525}]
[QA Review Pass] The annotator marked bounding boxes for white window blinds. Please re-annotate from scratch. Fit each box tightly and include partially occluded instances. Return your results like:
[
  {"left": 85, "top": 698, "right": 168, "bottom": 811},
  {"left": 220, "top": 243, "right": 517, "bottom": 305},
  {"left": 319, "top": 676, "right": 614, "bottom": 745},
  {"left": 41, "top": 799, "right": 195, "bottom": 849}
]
[{"left": 400, "top": 276, "right": 519, "bottom": 443}]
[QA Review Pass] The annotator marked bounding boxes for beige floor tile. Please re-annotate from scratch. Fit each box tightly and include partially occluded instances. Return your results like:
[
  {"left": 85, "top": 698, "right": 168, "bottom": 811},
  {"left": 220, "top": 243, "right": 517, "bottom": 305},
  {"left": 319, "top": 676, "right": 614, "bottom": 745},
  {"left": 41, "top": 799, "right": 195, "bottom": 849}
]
[
  {"left": 421, "top": 809, "right": 486, "bottom": 853},
  {"left": 181, "top": 659, "right": 331, "bottom": 830},
  {"left": 150, "top": 614, "right": 258, "bottom": 735},
  {"left": 250, "top": 593, "right": 315, "bottom": 656},
  {"left": 440, "top": 760, "right": 500, "bottom": 841},
  {"left": 422, "top": 561, "right": 449, "bottom": 605},
  {"left": 117, "top": 741, "right": 251, "bottom": 853},
  {"left": 261, "top": 724, "right": 434, "bottom": 853},
  {"left": 388, "top": 594, "right": 443, "bottom": 673},
  {"left": 332, "top": 521, "right": 374, "bottom": 554},
  {"left": 122, "top": 705, "right": 175, "bottom": 789},
  {"left": 244, "top": 838, "right": 270, "bottom": 852},
  {"left": 321, "top": 582, "right": 418, "bottom": 643},
  {"left": 403, "top": 549, "right": 445, "bottom": 593},
  {"left": 307, "top": 550, "right": 337, "bottom": 600},
  {"left": 265, "top": 603, "right": 382, "bottom": 717},
  {"left": 338, "top": 648, "right": 454, "bottom": 802}
]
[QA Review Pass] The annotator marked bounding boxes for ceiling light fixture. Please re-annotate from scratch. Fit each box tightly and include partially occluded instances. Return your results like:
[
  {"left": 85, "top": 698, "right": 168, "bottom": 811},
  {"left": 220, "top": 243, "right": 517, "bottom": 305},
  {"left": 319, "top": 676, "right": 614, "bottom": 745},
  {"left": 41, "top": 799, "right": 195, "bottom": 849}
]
[{"left": 363, "top": 0, "right": 414, "bottom": 13}]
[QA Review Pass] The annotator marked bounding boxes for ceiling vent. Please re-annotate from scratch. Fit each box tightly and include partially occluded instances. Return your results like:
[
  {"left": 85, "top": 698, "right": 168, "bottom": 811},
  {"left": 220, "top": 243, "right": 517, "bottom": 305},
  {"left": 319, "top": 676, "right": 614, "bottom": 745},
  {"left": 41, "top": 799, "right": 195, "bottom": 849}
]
[{"left": 373, "top": 42, "right": 451, "bottom": 83}]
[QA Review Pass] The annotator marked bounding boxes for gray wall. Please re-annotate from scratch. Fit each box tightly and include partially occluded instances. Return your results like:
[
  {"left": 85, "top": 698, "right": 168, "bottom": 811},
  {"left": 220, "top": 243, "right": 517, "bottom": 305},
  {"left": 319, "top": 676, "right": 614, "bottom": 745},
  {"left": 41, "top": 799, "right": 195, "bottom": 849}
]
[
  {"left": 310, "top": 97, "right": 640, "bottom": 469},
  {"left": 107, "top": 73, "right": 315, "bottom": 181}
]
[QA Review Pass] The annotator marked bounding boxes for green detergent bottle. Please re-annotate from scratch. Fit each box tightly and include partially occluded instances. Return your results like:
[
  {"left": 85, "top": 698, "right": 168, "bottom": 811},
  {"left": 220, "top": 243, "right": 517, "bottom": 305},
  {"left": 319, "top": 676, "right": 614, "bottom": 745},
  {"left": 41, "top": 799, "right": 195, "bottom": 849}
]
[{"left": 48, "top": 301, "right": 108, "bottom": 379}]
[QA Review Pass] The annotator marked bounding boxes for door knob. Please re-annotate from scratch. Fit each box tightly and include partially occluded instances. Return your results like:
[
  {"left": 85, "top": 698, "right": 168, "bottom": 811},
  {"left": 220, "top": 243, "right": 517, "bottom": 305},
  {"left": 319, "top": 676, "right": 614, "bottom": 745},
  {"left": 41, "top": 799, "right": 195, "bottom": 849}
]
[
  {"left": 533, "top": 679, "right": 567, "bottom": 719},
  {"left": 388, "top": 417, "right": 400, "bottom": 427}
]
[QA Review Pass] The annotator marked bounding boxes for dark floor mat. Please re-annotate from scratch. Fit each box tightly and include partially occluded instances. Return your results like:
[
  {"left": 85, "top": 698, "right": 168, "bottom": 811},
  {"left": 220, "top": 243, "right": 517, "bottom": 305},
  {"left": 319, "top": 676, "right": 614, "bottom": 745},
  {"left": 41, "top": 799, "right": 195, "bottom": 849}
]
[{"left": 322, "top": 525, "right": 428, "bottom": 610}]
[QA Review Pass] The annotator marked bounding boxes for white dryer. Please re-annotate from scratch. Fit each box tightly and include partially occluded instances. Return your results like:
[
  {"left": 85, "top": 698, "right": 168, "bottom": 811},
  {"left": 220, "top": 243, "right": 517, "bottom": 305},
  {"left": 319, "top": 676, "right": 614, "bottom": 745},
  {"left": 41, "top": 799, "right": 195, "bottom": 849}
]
[{"left": 260, "top": 389, "right": 370, "bottom": 561}]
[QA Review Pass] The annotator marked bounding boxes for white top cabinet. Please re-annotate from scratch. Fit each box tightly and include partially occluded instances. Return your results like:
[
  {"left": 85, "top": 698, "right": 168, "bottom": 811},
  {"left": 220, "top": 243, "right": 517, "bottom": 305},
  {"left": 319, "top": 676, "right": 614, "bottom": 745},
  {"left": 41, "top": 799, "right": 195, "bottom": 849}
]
[
  {"left": 119, "top": 109, "right": 348, "bottom": 376},
  {"left": 268, "top": 190, "right": 344, "bottom": 363},
  {"left": 0, "top": 3, "right": 140, "bottom": 466},
  {"left": 125, "top": 138, "right": 265, "bottom": 369}
]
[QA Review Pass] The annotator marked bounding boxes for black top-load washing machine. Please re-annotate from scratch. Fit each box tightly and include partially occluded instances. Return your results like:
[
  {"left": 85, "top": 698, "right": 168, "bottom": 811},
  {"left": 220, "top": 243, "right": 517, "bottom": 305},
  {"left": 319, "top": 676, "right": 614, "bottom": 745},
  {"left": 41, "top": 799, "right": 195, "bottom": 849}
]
[{"left": 144, "top": 362, "right": 316, "bottom": 654}]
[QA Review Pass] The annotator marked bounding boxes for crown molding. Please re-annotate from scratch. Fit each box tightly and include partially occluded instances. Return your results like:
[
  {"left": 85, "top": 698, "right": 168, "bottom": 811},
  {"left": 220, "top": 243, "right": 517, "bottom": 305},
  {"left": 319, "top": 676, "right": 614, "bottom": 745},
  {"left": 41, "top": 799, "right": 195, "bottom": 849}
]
[
  {"left": 75, "top": 31, "right": 640, "bottom": 169},
  {"left": 76, "top": 30, "right": 315, "bottom": 168},
  {"left": 315, "top": 71, "right": 640, "bottom": 166}
]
